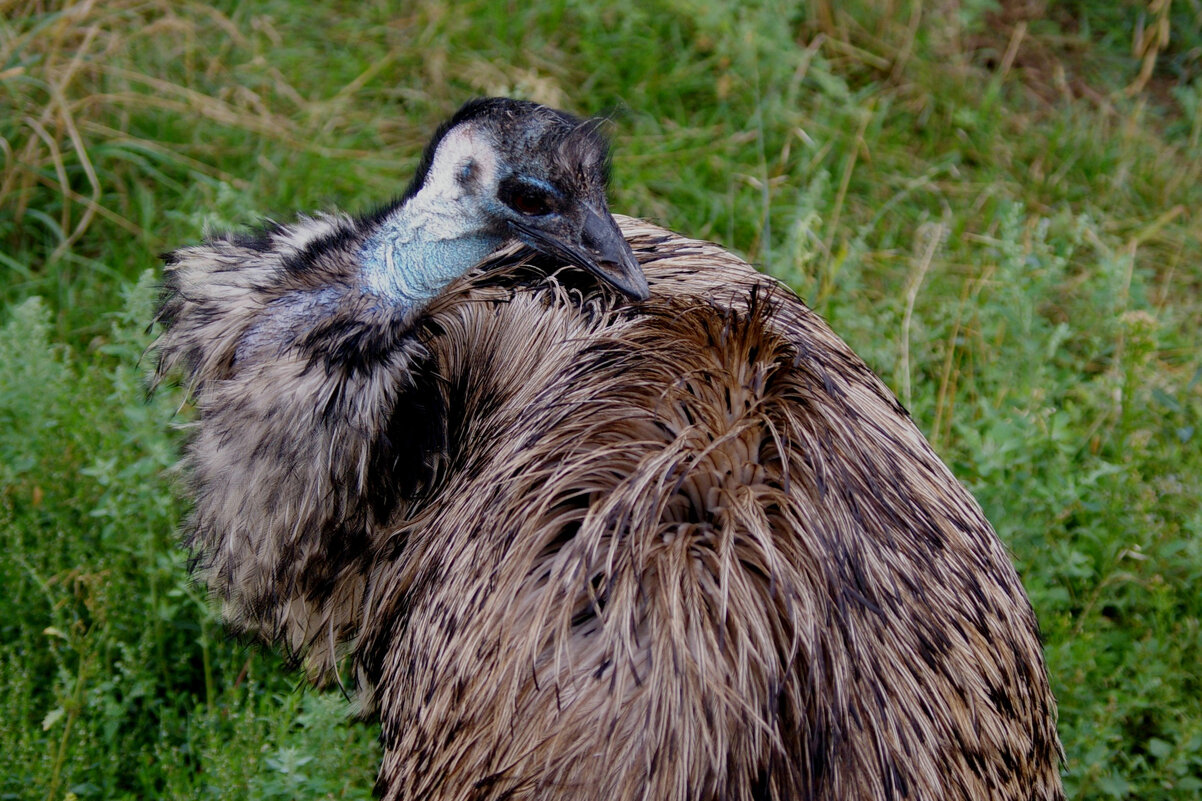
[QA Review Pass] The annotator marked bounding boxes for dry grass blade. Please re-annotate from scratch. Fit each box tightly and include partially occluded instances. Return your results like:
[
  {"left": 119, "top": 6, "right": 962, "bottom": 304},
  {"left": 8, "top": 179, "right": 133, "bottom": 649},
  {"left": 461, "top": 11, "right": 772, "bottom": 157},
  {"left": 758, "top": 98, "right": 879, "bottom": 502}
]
[
  {"left": 0, "top": 0, "right": 378, "bottom": 272},
  {"left": 1126, "top": 0, "right": 1174, "bottom": 96}
]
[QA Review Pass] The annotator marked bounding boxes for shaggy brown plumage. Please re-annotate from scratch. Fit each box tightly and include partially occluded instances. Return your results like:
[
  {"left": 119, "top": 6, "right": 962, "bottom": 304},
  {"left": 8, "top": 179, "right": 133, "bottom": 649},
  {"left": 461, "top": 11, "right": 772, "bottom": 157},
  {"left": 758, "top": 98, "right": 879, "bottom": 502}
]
[{"left": 156, "top": 216, "right": 1063, "bottom": 801}]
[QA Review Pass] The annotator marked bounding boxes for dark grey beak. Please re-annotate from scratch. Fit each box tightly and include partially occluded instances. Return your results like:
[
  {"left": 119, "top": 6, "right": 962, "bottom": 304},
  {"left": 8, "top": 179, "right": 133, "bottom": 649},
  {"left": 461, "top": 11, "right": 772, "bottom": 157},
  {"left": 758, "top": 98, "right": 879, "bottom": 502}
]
[
  {"left": 508, "top": 208, "right": 650, "bottom": 301},
  {"left": 577, "top": 207, "right": 650, "bottom": 300}
]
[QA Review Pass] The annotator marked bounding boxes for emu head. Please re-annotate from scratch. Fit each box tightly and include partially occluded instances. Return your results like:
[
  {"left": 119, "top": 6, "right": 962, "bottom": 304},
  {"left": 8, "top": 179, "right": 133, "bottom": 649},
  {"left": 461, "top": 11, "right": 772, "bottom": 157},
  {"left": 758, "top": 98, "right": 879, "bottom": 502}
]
[{"left": 361, "top": 98, "right": 648, "bottom": 305}]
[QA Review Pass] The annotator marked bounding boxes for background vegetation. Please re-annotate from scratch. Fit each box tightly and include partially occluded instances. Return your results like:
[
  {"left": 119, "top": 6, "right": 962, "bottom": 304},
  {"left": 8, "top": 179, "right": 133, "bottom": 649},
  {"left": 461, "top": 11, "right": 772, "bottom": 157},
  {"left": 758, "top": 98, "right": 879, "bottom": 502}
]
[{"left": 2, "top": 0, "right": 1200, "bottom": 798}]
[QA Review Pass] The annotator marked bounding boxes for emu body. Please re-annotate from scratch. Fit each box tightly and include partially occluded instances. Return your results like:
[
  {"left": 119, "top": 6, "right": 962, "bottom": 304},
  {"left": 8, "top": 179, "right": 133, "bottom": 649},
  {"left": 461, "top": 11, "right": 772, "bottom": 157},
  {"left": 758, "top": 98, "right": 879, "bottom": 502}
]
[
  {"left": 155, "top": 101, "right": 1062, "bottom": 800},
  {"left": 352, "top": 221, "right": 1064, "bottom": 800}
]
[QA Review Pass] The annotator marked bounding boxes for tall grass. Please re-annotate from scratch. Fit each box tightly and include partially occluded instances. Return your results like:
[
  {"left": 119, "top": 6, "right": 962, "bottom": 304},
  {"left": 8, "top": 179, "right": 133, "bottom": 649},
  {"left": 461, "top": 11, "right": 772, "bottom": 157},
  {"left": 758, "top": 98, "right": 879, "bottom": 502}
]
[{"left": 2, "top": 0, "right": 1200, "bottom": 798}]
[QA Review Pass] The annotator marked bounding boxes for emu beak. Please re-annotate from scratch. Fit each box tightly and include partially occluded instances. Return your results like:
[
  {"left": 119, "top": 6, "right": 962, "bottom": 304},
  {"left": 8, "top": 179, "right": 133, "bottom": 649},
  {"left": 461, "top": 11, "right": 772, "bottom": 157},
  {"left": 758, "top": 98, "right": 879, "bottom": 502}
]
[
  {"left": 508, "top": 208, "right": 650, "bottom": 301},
  {"left": 578, "top": 206, "right": 650, "bottom": 301}
]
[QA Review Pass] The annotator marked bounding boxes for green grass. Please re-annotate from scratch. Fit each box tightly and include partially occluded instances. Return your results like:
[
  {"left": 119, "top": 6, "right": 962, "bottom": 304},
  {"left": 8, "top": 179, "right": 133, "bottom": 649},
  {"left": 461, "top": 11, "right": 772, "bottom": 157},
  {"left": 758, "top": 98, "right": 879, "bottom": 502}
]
[{"left": 2, "top": 0, "right": 1200, "bottom": 798}]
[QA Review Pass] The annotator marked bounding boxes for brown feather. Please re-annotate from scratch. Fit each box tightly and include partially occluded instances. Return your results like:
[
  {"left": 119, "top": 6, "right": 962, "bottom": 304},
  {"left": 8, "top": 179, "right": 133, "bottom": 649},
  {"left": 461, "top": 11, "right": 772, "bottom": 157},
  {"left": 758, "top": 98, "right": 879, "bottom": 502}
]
[{"left": 157, "top": 215, "right": 1063, "bottom": 800}]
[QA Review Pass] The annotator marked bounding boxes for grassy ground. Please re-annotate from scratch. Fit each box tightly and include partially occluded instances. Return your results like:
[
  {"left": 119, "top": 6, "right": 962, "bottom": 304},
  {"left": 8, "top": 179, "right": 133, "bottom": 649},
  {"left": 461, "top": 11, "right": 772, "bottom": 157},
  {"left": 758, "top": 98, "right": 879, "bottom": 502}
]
[{"left": 2, "top": 0, "right": 1200, "bottom": 798}]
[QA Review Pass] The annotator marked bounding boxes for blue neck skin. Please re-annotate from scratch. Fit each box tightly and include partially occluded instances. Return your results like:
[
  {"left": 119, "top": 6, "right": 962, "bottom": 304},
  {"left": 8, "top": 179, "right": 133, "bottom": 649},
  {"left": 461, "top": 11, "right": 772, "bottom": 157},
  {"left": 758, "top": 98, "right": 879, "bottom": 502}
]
[{"left": 358, "top": 212, "right": 502, "bottom": 310}]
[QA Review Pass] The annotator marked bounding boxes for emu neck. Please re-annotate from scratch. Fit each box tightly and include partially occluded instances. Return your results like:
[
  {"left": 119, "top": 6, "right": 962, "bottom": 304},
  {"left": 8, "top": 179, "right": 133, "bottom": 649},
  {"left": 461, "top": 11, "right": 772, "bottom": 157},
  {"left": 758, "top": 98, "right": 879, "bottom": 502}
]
[{"left": 359, "top": 203, "right": 500, "bottom": 308}]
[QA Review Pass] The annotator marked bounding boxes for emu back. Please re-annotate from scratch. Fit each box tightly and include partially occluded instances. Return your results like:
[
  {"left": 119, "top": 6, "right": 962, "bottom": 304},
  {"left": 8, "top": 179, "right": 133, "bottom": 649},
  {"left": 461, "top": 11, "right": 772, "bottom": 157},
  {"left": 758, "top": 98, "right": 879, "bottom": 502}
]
[
  {"left": 159, "top": 218, "right": 1063, "bottom": 801},
  {"left": 359, "top": 219, "right": 1062, "bottom": 800}
]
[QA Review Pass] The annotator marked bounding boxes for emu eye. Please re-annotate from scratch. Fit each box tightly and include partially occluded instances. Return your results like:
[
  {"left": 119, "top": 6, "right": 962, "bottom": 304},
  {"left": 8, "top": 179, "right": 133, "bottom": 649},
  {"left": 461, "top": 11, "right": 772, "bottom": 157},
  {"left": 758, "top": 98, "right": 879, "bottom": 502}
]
[{"left": 500, "top": 178, "right": 556, "bottom": 217}]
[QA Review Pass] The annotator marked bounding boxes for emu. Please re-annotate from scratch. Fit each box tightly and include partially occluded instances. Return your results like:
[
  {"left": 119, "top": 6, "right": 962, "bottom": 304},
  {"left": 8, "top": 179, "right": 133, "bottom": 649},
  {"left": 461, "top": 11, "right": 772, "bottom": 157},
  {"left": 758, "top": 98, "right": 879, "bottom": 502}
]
[{"left": 155, "top": 99, "right": 1064, "bottom": 800}]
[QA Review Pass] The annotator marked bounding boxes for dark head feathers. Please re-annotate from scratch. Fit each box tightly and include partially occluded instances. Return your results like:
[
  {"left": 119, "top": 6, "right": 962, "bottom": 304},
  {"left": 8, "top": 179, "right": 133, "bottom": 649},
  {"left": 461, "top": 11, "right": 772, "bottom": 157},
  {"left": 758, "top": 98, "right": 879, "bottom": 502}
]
[{"left": 397, "top": 98, "right": 611, "bottom": 206}]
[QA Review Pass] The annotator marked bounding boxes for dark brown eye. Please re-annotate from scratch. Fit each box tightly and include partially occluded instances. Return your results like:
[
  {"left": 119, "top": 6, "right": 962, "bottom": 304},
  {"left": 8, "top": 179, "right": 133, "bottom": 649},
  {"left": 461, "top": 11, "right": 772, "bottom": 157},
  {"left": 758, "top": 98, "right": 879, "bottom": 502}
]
[
  {"left": 510, "top": 189, "right": 550, "bottom": 215},
  {"left": 500, "top": 178, "right": 557, "bottom": 217}
]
